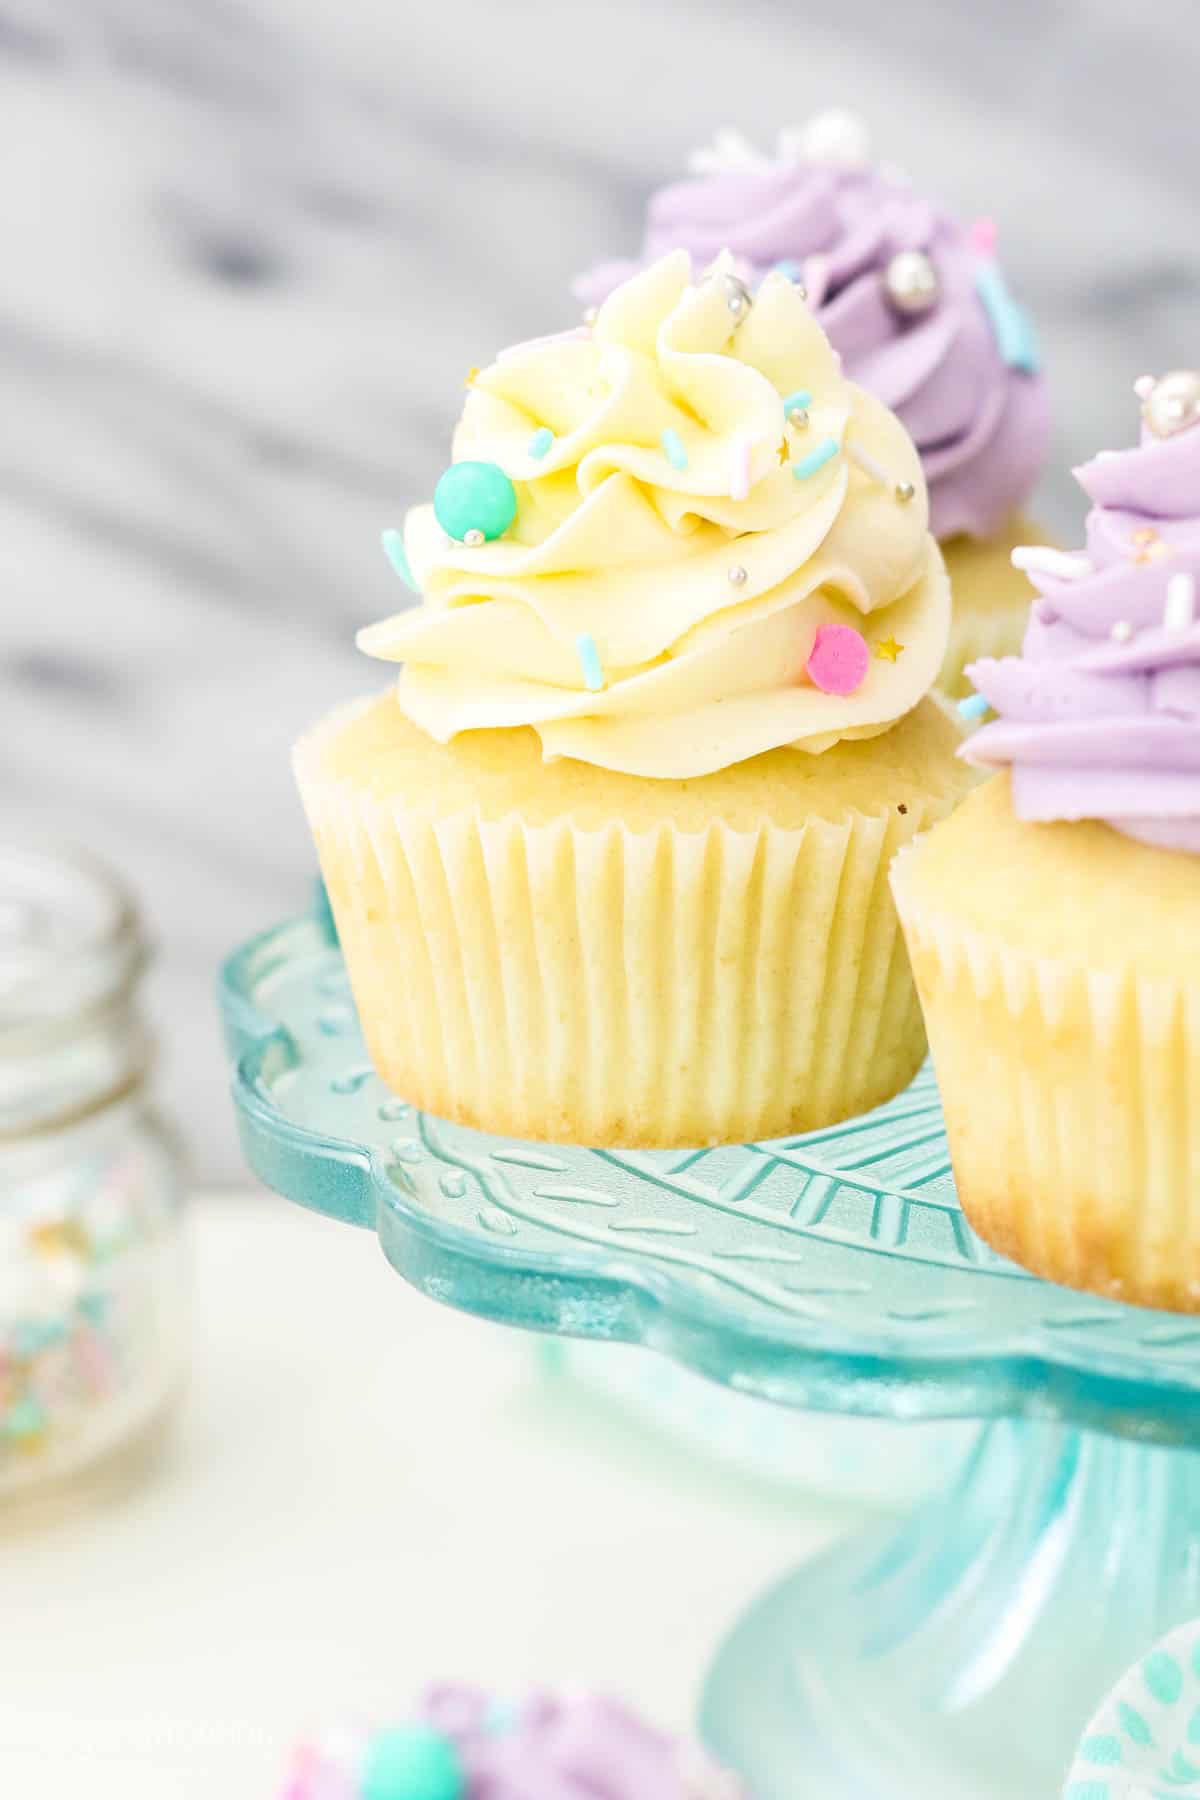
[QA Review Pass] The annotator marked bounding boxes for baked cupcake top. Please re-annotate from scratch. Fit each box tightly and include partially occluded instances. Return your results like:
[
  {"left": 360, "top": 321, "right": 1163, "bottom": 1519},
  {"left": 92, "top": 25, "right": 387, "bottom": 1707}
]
[
  {"left": 966, "top": 370, "right": 1200, "bottom": 853},
  {"left": 282, "top": 1684, "right": 749, "bottom": 1798},
  {"left": 360, "top": 251, "right": 950, "bottom": 780},
  {"left": 574, "top": 114, "right": 1051, "bottom": 543}
]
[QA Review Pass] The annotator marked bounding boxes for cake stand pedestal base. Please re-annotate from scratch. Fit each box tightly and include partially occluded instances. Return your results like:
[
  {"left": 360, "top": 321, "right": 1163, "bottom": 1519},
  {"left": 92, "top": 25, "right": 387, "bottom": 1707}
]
[{"left": 703, "top": 1419, "right": 1200, "bottom": 1799}]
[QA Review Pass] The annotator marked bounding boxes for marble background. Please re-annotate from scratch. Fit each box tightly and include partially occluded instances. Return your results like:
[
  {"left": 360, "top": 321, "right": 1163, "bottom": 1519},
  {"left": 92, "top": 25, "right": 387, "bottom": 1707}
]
[{"left": 3, "top": 0, "right": 1197, "bottom": 1181}]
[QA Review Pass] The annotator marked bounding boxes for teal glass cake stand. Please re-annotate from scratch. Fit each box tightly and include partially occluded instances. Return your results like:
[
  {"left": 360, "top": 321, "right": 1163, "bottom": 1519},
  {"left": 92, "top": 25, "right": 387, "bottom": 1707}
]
[{"left": 221, "top": 910, "right": 1200, "bottom": 1800}]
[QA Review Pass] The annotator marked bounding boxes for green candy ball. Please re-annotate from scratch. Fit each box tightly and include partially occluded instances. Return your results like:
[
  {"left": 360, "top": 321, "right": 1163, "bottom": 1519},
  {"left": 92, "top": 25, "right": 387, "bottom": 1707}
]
[
  {"left": 433, "top": 460, "right": 517, "bottom": 543},
  {"left": 360, "top": 1725, "right": 464, "bottom": 1800}
]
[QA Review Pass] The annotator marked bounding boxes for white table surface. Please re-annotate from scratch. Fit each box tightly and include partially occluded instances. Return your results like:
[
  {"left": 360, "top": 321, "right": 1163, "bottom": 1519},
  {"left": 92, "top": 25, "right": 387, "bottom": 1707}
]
[{"left": 0, "top": 1191, "right": 872, "bottom": 1800}]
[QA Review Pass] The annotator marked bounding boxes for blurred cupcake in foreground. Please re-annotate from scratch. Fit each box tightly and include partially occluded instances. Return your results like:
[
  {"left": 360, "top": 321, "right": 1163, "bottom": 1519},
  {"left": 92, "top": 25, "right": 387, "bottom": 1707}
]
[
  {"left": 281, "top": 1684, "right": 749, "bottom": 1798},
  {"left": 577, "top": 111, "right": 1054, "bottom": 695},
  {"left": 296, "top": 252, "right": 971, "bottom": 1147},
  {"left": 893, "top": 371, "right": 1200, "bottom": 1311}
]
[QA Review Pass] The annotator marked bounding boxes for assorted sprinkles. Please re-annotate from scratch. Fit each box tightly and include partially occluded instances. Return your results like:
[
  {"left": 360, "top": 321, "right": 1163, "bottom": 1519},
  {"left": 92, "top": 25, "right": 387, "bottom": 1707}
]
[
  {"left": 806, "top": 623, "right": 870, "bottom": 696},
  {"left": 433, "top": 461, "right": 518, "bottom": 545},
  {"left": 381, "top": 528, "right": 419, "bottom": 592},
  {"left": 1165, "top": 572, "right": 1196, "bottom": 632},
  {"left": 792, "top": 436, "right": 840, "bottom": 480},
  {"left": 958, "top": 692, "right": 991, "bottom": 722},
  {"left": 783, "top": 388, "right": 813, "bottom": 420},
  {"left": 661, "top": 428, "right": 689, "bottom": 471},
  {"left": 729, "top": 432, "right": 753, "bottom": 500},
  {"left": 973, "top": 262, "right": 1040, "bottom": 374},
  {"left": 576, "top": 632, "right": 605, "bottom": 692}
]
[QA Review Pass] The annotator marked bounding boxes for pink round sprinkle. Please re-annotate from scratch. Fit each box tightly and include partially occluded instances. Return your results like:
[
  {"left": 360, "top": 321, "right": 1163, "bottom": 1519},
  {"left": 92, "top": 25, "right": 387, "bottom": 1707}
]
[
  {"left": 805, "top": 624, "right": 870, "bottom": 696},
  {"left": 967, "top": 215, "right": 998, "bottom": 256}
]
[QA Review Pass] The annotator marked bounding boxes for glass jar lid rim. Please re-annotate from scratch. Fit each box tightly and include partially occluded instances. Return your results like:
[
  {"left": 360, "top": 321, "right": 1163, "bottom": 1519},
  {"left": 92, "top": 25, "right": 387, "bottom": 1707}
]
[{"left": 0, "top": 843, "right": 145, "bottom": 1043}]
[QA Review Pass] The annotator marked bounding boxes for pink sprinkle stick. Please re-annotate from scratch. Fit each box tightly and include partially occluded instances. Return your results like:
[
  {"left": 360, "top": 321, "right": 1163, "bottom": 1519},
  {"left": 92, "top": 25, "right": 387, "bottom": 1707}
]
[
  {"left": 967, "top": 216, "right": 998, "bottom": 257},
  {"left": 806, "top": 624, "right": 870, "bottom": 696}
]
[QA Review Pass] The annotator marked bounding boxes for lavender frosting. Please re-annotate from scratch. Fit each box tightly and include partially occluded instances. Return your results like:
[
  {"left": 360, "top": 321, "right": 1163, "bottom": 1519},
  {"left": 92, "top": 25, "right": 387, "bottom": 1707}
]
[
  {"left": 287, "top": 1685, "right": 747, "bottom": 1798},
  {"left": 575, "top": 125, "right": 1050, "bottom": 541},
  {"left": 967, "top": 418, "right": 1200, "bottom": 854}
]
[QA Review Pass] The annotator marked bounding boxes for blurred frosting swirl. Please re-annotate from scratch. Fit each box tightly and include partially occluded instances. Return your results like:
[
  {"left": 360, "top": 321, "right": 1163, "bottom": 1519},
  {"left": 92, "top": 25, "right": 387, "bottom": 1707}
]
[
  {"left": 288, "top": 1685, "right": 748, "bottom": 1798},
  {"left": 575, "top": 118, "right": 1051, "bottom": 541},
  {"left": 360, "top": 251, "right": 949, "bottom": 780},
  {"left": 967, "top": 405, "right": 1200, "bottom": 853}
]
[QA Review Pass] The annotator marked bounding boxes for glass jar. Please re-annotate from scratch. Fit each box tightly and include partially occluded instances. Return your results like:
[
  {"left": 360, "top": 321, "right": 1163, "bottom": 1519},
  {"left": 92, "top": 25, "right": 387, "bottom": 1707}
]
[{"left": 0, "top": 846, "right": 187, "bottom": 1501}]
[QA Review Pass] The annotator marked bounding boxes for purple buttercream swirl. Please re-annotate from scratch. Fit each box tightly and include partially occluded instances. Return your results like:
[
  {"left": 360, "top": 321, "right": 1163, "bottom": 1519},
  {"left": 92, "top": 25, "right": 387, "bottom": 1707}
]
[
  {"left": 967, "top": 420, "right": 1200, "bottom": 854},
  {"left": 575, "top": 147, "right": 1050, "bottom": 541},
  {"left": 288, "top": 1685, "right": 747, "bottom": 1798}
]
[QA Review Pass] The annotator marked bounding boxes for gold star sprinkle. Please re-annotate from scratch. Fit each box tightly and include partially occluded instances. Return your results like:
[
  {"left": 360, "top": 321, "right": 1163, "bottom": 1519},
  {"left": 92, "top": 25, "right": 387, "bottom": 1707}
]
[
  {"left": 465, "top": 366, "right": 480, "bottom": 388},
  {"left": 1132, "top": 527, "right": 1158, "bottom": 545},
  {"left": 875, "top": 637, "right": 904, "bottom": 663},
  {"left": 29, "top": 1220, "right": 89, "bottom": 1259},
  {"left": 776, "top": 436, "right": 790, "bottom": 466}
]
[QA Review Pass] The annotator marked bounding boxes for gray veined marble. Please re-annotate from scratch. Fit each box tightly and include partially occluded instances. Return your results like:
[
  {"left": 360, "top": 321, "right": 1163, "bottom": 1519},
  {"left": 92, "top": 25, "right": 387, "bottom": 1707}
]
[{"left": 2, "top": 0, "right": 1197, "bottom": 1181}]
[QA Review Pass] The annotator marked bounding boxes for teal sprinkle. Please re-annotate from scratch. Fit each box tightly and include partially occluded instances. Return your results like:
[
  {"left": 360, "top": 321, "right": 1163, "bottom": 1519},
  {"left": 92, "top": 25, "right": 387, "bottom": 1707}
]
[
  {"left": 1163, "top": 1749, "right": 1200, "bottom": 1783},
  {"left": 1145, "top": 1651, "right": 1184, "bottom": 1707},
  {"left": 12, "top": 1318, "right": 68, "bottom": 1357},
  {"left": 792, "top": 436, "right": 839, "bottom": 480},
  {"left": 1187, "top": 1703, "right": 1200, "bottom": 1746},
  {"left": 1120, "top": 1702, "right": 1155, "bottom": 1748},
  {"left": 1192, "top": 1635, "right": 1200, "bottom": 1682},
  {"left": 974, "top": 262, "right": 1040, "bottom": 373},
  {"left": 381, "top": 529, "right": 419, "bottom": 592},
  {"left": 576, "top": 633, "right": 604, "bottom": 692},
  {"left": 772, "top": 259, "right": 804, "bottom": 283},
  {"left": 4, "top": 1395, "right": 47, "bottom": 1439},
  {"left": 78, "top": 1292, "right": 108, "bottom": 1325},
  {"left": 958, "top": 692, "right": 991, "bottom": 722},
  {"left": 783, "top": 388, "right": 813, "bottom": 416},
  {"left": 361, "top": 1725, "right": 464, "bottom": 1800},
  {"left": 1080, "top": 1736, "right": 1122, "bottom": 1768},
  {"left": 660, "top": 428, "right": 688, "bottom": 470},
  {"left": 528, "top": 426, "right": 554, "bottom": 460},
  {"left": 1064, "top": 1785, "right": 1109, "bottom": 1800}
]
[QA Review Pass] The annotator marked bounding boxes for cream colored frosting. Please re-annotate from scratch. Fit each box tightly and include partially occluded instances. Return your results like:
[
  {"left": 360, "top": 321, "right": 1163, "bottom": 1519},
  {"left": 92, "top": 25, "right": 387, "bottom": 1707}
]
[{"left": 359, "top": 251, "right": 950, "bottom": 779}]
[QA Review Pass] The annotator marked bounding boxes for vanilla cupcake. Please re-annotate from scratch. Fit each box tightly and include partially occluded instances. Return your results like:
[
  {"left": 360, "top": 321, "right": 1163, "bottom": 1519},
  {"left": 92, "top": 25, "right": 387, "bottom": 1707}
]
[
  {"left": 893, "top": 372, "right": 1200, "bottom": 1310},
  {"left": 297, "top": 252, "right": 970, "bottom": 1147},
  {"left": 576, "top": 112, "right": 1053, "bottom": 696}
]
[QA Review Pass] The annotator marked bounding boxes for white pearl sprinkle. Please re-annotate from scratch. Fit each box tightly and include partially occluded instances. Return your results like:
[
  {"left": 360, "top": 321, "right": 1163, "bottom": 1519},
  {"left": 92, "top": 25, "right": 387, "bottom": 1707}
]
[
  {"left": 727, "top": 564, "right": 748, "bottom": 586},
  {"left": 1111, "top": 619, "right": 1134, "bottom": 642},
  {"left": 894, "top": 481, "right": 916, "bottom": 503},
  {"left": 464, "top": 528, "right": 485, "bottom": 547}
]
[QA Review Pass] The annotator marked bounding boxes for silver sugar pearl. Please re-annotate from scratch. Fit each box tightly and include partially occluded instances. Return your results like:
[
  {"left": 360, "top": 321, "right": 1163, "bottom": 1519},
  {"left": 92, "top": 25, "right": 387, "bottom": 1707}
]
[
  {"left": 894, "top": 480, "right": 916, "bottom": 503},
  {"left": 788, "top": 407, "right": 810, "bottom": 429},
  {"left": 722, "top": 273, "right": 753, "bottom": 319},
  {"left": 1111, "top": 619, "right": 1134, "bottom": 642},
  {"left": 1142, "top": 369, "right": 1200, "bottom": 439},
  {"left": 463, "top": 527, "right": 485, "bottom": 547},
  {"left": 727, "top": 564, "right": 748, "bottom": 586},
  {"left": 883, "top": 248, "right": 939, "bottom": 316}
]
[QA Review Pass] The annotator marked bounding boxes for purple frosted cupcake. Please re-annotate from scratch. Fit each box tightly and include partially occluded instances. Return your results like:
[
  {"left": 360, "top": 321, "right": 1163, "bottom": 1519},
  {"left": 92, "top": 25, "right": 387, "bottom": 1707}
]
[
  {"left": 892, "top": 371, "right": 1200, "bottom": 1311},
  {"left": 281, "top": 1683, "right": 749, "bottom": 1798},
  {"left": 577, "top": 111, "right": 1054, "bottom": 693}
]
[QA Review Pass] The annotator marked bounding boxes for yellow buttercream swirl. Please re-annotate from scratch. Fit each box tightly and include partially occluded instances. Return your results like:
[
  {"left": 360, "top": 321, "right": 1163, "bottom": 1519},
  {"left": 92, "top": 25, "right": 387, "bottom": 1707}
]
[{"left": 359, "top": 251, "right": 950, "bottom": 778}]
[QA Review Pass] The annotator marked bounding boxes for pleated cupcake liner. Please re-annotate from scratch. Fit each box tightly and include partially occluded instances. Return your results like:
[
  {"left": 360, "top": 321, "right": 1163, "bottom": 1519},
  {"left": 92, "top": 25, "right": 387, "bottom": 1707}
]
[
  {"left": 296, "top": 707, "right": 951, "bottom": 1148},
  {"left": 892, "top": 844, "right": 1200, "bottom": 1312}
]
